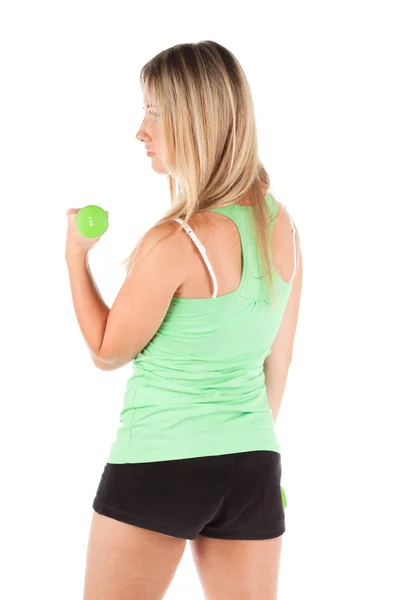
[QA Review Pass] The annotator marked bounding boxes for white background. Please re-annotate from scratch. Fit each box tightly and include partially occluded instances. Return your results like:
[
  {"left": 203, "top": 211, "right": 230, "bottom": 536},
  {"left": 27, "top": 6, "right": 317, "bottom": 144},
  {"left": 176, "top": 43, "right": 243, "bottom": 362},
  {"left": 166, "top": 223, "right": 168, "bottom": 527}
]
[{"left": 1, "top": 1, "right": 399, "bottom": 598}]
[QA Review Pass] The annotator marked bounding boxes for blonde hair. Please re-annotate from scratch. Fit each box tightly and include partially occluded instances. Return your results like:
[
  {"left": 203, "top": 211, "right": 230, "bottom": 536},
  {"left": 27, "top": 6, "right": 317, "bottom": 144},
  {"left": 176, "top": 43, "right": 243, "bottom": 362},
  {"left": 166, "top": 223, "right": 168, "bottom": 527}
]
[{"left": 122, "top": 40, "right": 279, "bottom": 306}]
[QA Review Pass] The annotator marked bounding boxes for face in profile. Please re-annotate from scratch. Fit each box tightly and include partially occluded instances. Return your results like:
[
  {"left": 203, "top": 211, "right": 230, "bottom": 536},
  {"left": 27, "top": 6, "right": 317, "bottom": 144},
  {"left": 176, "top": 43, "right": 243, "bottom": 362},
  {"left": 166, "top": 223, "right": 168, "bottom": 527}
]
[{"left": 136, "top": 87, "right": 168, "bottom": 175}]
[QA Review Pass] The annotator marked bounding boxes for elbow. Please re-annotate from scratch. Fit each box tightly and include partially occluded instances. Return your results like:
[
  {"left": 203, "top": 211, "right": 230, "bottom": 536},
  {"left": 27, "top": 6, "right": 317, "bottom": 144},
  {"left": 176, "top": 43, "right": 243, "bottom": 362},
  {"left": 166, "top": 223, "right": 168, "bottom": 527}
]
[
  {"left": 90, "top": 350, "right": 118, "bottom": 371},
  {"left": 92, "top": 356, "right": 112, "bottom": 371},
  {"left": 91, "top": 354, "right": 131, "bottom": 371},
  {"left": 93, "top": 359, "right": 122, "bottom": 371},
  {"left": 90, "top": 346, "right": 134, "bottom": 371}
]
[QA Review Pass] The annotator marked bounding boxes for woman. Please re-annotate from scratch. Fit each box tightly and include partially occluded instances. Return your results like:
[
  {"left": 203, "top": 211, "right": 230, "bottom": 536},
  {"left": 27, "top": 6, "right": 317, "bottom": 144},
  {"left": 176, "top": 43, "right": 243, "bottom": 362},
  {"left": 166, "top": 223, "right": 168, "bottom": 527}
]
[{"left": 66, "top": 40, "right": 303, "bottom": 600}]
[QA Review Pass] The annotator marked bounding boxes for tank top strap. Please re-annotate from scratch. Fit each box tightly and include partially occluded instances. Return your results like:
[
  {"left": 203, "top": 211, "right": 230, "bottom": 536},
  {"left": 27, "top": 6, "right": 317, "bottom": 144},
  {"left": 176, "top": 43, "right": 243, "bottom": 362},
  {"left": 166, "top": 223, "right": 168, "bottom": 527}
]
[
  {"left": 265, "top": 191, "right": 278, "bottom": 226},
  {"left": 203, "top": 196, "right": 278, "bottom": 299},
  {"left": 206, "top": 203, "right": 254, "bottom": 296}
]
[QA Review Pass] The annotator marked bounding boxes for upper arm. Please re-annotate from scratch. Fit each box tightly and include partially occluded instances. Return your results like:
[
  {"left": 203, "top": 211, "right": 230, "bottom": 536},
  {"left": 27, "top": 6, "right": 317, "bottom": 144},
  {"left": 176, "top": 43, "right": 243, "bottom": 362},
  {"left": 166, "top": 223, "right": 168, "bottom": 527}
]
[
  {"left": 96, "top": 221, "right": 187, "bottom": 369},
  {"left": 265, "top": 224, "right": 303, "bottom": 369}
]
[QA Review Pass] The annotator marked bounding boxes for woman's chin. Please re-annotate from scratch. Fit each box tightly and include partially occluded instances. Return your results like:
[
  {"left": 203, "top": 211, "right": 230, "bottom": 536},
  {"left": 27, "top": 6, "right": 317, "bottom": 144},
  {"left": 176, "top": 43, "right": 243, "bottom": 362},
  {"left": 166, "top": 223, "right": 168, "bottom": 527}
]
[{"left": 150, "top": 158, "right": 168, "bottom": 175}]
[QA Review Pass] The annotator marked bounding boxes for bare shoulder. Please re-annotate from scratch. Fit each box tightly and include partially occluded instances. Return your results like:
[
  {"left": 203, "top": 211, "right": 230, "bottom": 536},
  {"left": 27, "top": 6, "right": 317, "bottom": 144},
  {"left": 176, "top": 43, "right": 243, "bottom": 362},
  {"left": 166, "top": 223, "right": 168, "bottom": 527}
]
[
  {"left": 266, "top": 203, "right": 303, "bottom": 367},
  {"left": 133, "top": 219, "right": 188, "bottom": 269},
  {"left": 272, "top": 201, "right": 302, "bottom": 279},
  {"left": 275, "top": 199, "right": 303, "bottom": 294},
  {"left": 97, "top": 219, "right": 189, "bottom": 369}
]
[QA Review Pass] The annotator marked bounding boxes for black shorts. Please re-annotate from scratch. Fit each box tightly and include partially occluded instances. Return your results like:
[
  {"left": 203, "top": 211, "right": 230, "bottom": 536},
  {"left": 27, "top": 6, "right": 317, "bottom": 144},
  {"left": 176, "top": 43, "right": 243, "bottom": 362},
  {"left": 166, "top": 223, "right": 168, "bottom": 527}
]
[{"left": 92, "top": 450, "right": 285, "bottom": 541}]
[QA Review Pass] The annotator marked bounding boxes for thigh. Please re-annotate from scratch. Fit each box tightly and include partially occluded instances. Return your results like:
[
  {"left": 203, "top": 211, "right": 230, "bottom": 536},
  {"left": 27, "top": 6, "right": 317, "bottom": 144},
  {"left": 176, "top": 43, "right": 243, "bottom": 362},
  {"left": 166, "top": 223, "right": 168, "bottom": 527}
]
[
  {"left": 83, "top": 511, "right": 186, "bottom": 600},
  {"left": 190, "top": 534, "right": 283, "bottom": 600}
]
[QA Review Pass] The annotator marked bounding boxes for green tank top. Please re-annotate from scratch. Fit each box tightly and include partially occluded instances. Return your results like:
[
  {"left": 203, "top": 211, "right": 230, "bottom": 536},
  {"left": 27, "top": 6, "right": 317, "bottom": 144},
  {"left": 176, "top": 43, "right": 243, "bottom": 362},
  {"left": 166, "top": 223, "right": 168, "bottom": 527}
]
[{"left": 107, "top": 192, "right": 296, "bottom": 464}]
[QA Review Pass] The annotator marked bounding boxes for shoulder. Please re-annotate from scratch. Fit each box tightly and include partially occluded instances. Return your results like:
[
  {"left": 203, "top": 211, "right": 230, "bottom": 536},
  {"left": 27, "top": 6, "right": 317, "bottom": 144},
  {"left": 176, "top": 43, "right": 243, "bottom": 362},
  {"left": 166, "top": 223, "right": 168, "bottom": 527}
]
[
  {"left": 274, "top": 201, "right": 302, "bottom": 280},
  {"left": 97, "top": 221, "right": 189, "bottom": 368},
  {"left": 275, "top": 201, "right": 300, "bottom": 237},
  {"left": 133, "top": 219, "right": 188, "bottom": 268}
]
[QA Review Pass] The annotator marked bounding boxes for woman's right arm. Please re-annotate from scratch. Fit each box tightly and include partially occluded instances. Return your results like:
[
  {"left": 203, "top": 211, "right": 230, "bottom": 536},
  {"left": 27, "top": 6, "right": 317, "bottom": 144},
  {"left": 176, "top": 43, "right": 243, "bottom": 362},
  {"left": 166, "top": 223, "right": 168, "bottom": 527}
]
[{"left": 264, "top": 225, "right": 303, "bottom": 421}]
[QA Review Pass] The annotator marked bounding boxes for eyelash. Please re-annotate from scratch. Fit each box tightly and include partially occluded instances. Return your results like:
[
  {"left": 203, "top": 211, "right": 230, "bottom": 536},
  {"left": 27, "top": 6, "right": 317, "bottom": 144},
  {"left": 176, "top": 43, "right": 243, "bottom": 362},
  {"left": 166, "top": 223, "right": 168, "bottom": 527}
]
[{"left": 142, "top": 109, "right": 160, "bottom": 125}]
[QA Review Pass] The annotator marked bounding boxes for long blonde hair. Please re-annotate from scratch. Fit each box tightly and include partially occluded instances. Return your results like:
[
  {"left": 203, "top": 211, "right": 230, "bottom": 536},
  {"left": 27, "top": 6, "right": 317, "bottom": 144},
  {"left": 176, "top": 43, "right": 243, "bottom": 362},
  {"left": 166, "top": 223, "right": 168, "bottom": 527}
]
[{"left": 122, "top": 40, "right": 278, "bottom": 305}]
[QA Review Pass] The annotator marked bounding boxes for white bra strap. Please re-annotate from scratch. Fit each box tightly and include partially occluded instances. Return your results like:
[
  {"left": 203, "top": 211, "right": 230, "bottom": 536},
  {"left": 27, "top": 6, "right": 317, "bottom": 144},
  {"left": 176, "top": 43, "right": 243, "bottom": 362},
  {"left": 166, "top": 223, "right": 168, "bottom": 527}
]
[
  {"left": 173, "top": 218, "right": 219, "bottom": 298},
  {"left": 289, "top": 217, "right": 297, "bottom": 284},
  {"left": 280, "top": 204, "right": 297, "bottom": 284}
]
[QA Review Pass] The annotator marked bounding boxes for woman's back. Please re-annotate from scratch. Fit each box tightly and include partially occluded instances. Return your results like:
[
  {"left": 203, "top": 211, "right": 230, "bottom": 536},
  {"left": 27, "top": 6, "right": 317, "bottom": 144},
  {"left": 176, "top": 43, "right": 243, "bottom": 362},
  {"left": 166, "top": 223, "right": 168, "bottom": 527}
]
[{"left": 106, "top": 192, "right": 302, "bottom": 465}]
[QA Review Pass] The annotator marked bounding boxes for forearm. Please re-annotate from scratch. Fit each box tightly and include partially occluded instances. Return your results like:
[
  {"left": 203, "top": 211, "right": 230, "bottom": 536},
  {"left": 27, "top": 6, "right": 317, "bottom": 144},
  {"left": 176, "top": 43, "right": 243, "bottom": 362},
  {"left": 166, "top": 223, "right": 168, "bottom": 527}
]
[
  {"left": 264, "top": 362, "right": 290, "bottom": 422},
  {"left": 65, "top": 250, "right": 110, "bottom": 359}
]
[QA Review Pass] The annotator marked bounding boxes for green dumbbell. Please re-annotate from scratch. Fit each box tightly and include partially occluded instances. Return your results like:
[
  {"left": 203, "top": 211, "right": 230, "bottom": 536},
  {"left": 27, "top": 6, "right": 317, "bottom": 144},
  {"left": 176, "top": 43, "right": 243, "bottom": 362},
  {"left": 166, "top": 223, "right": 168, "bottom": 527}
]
[
  {"left": 281, "top": 486, "right": 287, "bottom": 509},
  {"left": 76, "top": 205, "right": 108, "bottom": 238}
]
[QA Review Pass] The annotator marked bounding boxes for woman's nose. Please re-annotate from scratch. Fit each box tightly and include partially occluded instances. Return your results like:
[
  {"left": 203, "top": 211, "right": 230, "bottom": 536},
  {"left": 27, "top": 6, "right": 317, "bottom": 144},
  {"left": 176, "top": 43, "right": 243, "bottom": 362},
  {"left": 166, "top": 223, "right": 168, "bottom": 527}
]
[{"left": 136, "top": 117, "right": 148, "bottom": 140}]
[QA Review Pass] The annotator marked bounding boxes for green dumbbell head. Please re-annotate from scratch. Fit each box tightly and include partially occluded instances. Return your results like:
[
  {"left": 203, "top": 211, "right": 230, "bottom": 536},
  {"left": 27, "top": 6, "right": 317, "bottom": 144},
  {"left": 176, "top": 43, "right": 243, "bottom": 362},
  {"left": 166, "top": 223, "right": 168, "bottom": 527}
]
[
  {"left": 281, "top": 486, "right": 287, "bottom": 508},
  {"left": 76, "top": 205, "right": 108, "bottom": 238}
]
